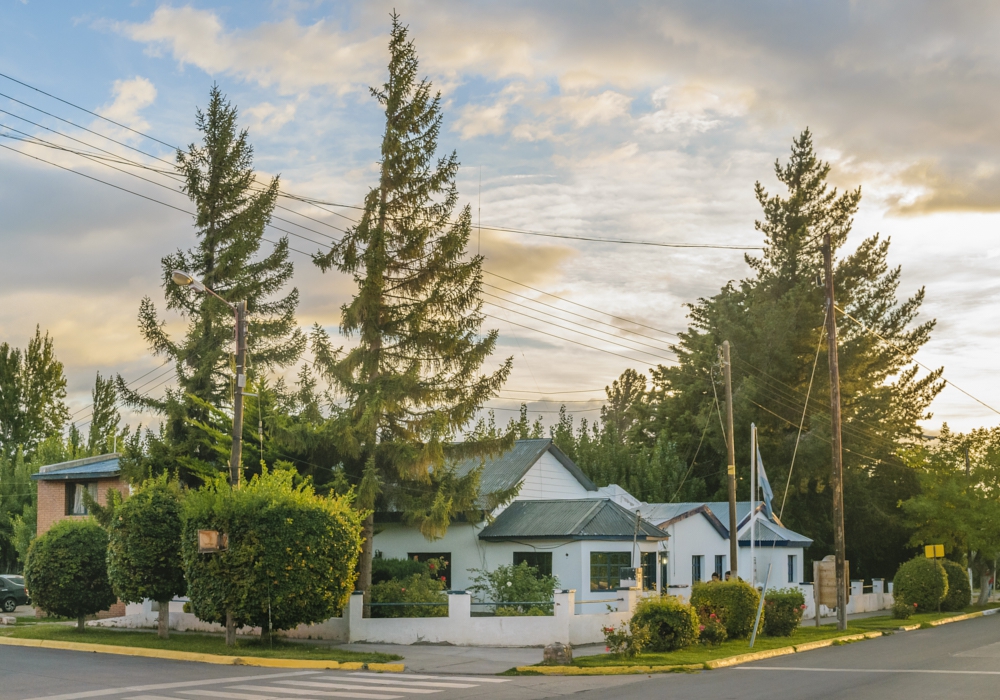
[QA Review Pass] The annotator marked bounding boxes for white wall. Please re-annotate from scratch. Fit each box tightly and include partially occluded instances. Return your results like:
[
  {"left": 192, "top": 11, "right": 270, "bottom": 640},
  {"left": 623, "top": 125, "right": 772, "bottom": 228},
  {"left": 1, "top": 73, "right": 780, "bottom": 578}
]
[
  {"left": 749, "top": 546, "right": 805, "bottom": 588},
  {"left": 516, "top": 451, "right": 593, "bottom": 500},
  {"left": 658, "top": 513, "right": 731, "bottom": 600}
]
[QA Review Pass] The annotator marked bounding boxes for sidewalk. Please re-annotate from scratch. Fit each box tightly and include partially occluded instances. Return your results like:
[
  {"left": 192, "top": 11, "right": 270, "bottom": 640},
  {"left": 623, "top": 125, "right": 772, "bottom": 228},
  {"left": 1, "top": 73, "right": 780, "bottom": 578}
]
[
  {"left": 324, "top": 642, "right": 609, "bottom": 674},
  {"left": 800, "top": 609, "right": 888, "bottom": 626}
]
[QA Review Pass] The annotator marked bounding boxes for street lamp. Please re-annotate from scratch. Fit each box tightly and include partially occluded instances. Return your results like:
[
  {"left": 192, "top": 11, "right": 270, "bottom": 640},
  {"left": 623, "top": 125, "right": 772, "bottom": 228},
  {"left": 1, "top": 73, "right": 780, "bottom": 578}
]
[{"left": 171, "top": 270, "right": 247, "bottom": 488}]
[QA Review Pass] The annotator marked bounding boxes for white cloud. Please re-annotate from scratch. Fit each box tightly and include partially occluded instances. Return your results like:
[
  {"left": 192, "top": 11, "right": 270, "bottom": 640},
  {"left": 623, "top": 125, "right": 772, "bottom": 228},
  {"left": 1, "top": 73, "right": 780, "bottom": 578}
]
[
  {"left": 641, "top": 83, "right": 751, "bottom": 134},
  {"left": 245, "top": 101, "right": 298, "bottom": 134},
  {"left": 97, "top": 76, "right": 157, "bottom": 132}
]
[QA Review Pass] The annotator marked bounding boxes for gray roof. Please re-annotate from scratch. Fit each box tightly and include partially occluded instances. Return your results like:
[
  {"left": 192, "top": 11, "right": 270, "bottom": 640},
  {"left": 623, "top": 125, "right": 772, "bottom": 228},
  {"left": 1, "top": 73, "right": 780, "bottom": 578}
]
[
  {"left": 738, "top": 518, "right": 814, "bottom": 548},
  {"left": 479, "top": 498, "right": 668, "bottom": 541},
  {"left": 640, "top": 502, "right": 729, "bottom": 538},
  {"left": 642, "top": 500, "right": 811, "bottom": 547},
  {"left": 31, "top": 454, "right": 120, "bottom": 481},
  {"left": 454, "top": 438, "right": 596, "bottom": 502}
]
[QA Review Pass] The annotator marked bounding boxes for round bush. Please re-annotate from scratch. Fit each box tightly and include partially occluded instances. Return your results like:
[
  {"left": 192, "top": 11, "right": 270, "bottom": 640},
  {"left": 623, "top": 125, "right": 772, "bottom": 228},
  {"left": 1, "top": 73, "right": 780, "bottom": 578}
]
[
  {"left": 891, "top": 598, "right": 915, "bottom": 619},
  {"left": 763, "top": 588, "right": 805, "bottom": 637},
  {"left": 893, "top": 556, "right": 947, "bottom": 612},
  {"left": 690, "top": 580, "right": 762, "bottom": 639},
  {"left": 24, "top": 519, "right": 117, "bottom": 629},
  {"left": 631, "top": 595, "right": 700, "bottom": 652},
  {"left": 940, "top": 559, "right": 971, "bottom": 612}
]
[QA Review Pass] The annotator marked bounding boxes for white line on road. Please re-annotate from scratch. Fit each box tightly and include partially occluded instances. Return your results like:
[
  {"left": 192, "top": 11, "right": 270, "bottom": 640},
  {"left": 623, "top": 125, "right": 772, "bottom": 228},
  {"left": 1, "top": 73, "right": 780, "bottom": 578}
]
[
  {"left": 314, "top": 679, "right": 474, "bottom": 690},
  {"left": 275, "top": 682, "right": 439, "bottom": 694},
  {"left": 344, "top": 674, "right": 509, "bottom": 684},
  {"left": 740, "top": 666, "right": 1000, "bottom": 676},
  {"left": 177, "top": 691, "right": 281, "bottom": 700},
  {"left": 24, "top": 672, "right": 323, "bottom": 700},
  {"left": 229, "top": 686, "right": 403, "bottom": 700}
]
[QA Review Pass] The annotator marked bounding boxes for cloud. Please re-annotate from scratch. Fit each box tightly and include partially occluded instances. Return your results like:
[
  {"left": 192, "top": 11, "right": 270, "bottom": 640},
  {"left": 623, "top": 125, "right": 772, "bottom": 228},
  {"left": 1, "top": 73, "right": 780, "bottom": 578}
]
[
  {"left": 97, "top": 76, "right": 157, "bottom": 132},
  {"left": 245, "top": 101, "right": 298, "bottom": 135}
]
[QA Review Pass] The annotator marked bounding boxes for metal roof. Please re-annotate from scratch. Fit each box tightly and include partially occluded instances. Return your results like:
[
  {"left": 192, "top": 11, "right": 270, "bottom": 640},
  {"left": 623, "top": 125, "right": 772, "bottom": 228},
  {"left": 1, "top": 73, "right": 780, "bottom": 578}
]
[
  {"left": 642, "top": 500, "right": 811, "bottom": 546},
  {"left": 31, "top": 454, "right": 120, "bottom": 481},
  {"left": 479, "top": 498, "right": 668, "bottom": 541},
  {"left": 738, "top": 518, "right": 814, "bottom": 548},
  {"left": 454, "top": 438, "right": 596, "bottom": 502}
]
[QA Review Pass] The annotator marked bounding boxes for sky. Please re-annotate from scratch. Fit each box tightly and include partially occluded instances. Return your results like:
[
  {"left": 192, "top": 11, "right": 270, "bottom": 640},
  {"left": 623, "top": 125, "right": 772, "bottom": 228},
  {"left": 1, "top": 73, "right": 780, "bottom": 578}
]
[{"left": 2, "top": 1, "right": 1000, "bottom": 437}]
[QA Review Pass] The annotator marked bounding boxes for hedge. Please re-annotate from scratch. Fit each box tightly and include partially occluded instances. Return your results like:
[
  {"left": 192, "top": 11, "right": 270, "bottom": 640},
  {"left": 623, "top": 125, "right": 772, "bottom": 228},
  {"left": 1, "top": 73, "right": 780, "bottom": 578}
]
[
  {"left": 690, "top": 579, "right": 761, "bottom": 639},
  {"left": 940, "top": 559, "right": 972, "bottom": 612},
  {"left": 763, "top": 587, "right": 805, "bottom": 636},
  {"left": 893, "top": 556, "right": 947, "bottom": 612},
  {"left": 631, "top": 595, "right": 700, "bottom": 651}
]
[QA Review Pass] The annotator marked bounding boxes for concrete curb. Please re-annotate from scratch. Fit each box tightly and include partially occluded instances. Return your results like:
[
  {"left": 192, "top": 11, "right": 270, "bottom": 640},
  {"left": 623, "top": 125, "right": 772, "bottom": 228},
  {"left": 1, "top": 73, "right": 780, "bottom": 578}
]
[{"left": 0, "top": 636, "right": 404, "bottom": 672}]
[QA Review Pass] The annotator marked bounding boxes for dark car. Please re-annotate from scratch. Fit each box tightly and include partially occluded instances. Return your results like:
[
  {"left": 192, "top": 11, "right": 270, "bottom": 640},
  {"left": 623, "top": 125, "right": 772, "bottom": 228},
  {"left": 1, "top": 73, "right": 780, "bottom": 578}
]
[{"left": 0, "top": 574, "right": 29, "bottom": 612}]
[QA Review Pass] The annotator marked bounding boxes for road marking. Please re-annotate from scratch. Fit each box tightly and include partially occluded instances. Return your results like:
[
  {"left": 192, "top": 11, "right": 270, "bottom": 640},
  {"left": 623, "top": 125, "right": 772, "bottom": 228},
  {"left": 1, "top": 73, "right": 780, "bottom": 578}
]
[
  {"left": 177, "top": 691, "right": 281, "bottom": 700},
  {"left": 345, "top": 675, "right": 509, "bottom": 684},
  {"left": 275, "top": 682, "right": 438, "bottom": 694},
  {"left": 229, "top": 686, "right": 401, "bottom": 700},
  {"left": 23, "top": 673, "right": 323, "bottom": 700},
  {"left": 740, "top": 666, "right": 1000, "bottom": 676},
  {"left": 314, "top": 679, "right": 474, "bottom": 690}
]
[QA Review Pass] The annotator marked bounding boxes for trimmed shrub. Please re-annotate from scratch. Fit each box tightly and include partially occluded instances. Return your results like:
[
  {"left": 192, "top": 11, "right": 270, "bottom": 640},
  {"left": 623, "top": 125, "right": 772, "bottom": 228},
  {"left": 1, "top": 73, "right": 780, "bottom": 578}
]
[
  {"left": 372, "top": 557, "right": 430, "bottom": 585},
  {"left": 631, "top": 595, "right": 700, "bottom": 652},
  {"left": 370, "top": 558, "right": 448, "bottom": 618},
  {"left": 893, "top": 556, "right": 947, "bottom": 612},
  {"left": 24, "top": 519, "right": 117, "bottom": 630},
  {"left": 602, "top": 619, "right": 649, "bottom": 658},
  {"left": 891, "top": 599, "right": 916, "bottom": 619},
  {"left": 697, "top": 610, "right": 727, "bottom": 645},
  {"left": 940, "top": 560, "right": 972, "bottom": 612},
  {"left": 690, "top": 580, "right": 762, "bottom": 639},
  {"left": 763, "top": 588, "right": 806, "bottom": 637}
]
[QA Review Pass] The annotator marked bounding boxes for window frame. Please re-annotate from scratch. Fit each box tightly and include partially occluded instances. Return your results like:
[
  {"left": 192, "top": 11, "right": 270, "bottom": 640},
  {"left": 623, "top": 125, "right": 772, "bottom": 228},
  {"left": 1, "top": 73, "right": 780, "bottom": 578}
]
[
  {"left": 590, "top": 551, "right": 632, "bottom": 592},
  {"left": 787, "top": 554, "right": 797, "bottom": 583},
  {"left": 692, "top": 555, "right": 704, "bottom": 583},
  {"left": 714, "top": 554, "right": 726, "bottom": 578},
  {"left": 65, "top": 481, "right": 98, "bottom": 516},
  {"left": 513, "top": 551, "right": 553, "bottom": 578}
]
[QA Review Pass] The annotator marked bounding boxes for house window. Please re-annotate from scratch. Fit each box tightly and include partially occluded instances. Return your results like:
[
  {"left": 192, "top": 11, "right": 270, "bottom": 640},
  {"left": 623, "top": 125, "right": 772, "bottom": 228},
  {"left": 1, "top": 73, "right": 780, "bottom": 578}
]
[
  {"left": 715, "top": 555, "right": 726, "bottom": 579},
  {"left": 692, "top": 555, "right": 704, "bottom": 583},
  {"left": 641, "top": 552, "right": 657, "bottom": 590},
  {"left": 407, "top": 552, "right": 451, "bottom": 589},
  {"left": 513, "top": 551, "right": 553, "bottom": 577},
  {"left": 590, "top": 551, "right": 631, "bottom": 591},
  {"left": 788, "top": 554, "right": 797, "bottom": 583},
  {"left": 65, "top": 482, "right": 98, "bottom": 516}
]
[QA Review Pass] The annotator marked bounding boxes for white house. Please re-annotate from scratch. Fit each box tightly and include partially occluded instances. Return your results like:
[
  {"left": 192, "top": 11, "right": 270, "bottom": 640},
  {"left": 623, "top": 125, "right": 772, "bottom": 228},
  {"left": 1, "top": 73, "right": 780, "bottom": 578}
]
[{"left": 372, "top": 438, "right": 668, "bottom": 607}]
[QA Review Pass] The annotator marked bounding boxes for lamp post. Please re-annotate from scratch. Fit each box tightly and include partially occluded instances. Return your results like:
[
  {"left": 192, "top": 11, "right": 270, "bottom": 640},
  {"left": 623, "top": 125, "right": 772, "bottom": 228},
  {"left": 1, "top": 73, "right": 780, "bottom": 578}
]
[{"left": 170, "top": 271, "right": 247, "bottom": 489}]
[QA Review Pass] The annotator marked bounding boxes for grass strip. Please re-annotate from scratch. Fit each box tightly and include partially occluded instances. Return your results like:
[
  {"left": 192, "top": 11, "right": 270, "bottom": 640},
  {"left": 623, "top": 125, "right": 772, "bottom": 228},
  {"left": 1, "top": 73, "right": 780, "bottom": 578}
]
[{"left": 1, "top": 625, "right": 401, "bottom": 663}]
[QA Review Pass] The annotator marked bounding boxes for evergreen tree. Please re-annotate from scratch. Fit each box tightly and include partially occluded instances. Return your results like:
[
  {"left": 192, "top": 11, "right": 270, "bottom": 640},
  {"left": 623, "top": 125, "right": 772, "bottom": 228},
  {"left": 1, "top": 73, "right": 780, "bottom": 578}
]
[
  {"left": 0, "top": 327, "right": 68, "bottom": 460},
  {"left": 650, "top": 129, "right": 942, "bottom": 578},
  {"left": 120, "top": 86, "right": 305, "bottom": 484},
  {"left": 312, "top": 15, "right": 512, "bottom": 610}
]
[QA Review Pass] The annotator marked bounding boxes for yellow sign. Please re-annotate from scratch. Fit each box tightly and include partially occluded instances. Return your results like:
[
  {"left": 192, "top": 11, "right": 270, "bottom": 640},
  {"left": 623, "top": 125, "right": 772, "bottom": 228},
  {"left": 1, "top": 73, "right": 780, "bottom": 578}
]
[
  {"left": 924, "top": 544, "right": 944, "bottom": 558},
  {"left": 727, "top": 464, "right": 736, "bottom": 476}
]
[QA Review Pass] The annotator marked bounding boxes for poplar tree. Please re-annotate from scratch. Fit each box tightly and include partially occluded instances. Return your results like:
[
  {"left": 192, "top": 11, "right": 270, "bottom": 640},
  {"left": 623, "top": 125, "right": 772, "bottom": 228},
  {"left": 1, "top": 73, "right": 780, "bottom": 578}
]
[
  {"left": 121, "top": 86, "right": 304, "bottom": 483},
  {"left": 86, "top": 372, "right": 121, "bottom": 454},
  {"left": 313, "top": 15, "right": 512, "bottom": 610}
]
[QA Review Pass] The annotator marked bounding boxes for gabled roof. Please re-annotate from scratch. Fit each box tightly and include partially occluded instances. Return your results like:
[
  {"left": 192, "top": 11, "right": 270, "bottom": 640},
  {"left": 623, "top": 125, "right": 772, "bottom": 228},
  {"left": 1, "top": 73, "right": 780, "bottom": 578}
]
[
  {"left": 738, "top": 518, "right": 814, "bottom": 548},
  {"left": 454, "top": 438, "right": 597, "bottom": 500},
  {"left": 479, "top": 498, "right": 669, "bottom": 541},
  {"left": 641, "top": 500, "right": 811, "bottom": 547},
  {"left": 640, "top": 502, "right": 729, "bottom": 538},
  {"left": 31, "top": 454, "right": 120, "bottom": 481}
]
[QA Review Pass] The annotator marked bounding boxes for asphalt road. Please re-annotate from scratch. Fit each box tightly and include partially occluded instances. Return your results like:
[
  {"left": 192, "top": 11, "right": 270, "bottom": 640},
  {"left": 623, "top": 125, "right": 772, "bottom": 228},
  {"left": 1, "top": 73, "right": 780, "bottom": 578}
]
[{"left": 6, "top": 615, "right": 1000, "bottom": 700}]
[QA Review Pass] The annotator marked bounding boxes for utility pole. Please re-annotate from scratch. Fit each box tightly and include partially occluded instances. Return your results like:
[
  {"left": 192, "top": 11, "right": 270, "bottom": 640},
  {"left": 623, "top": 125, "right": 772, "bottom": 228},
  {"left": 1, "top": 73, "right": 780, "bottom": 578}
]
[
  {"left": 722, "top": 341, "right": 739, "bottom": 580},
  {"left": 821, "top": 234, "right": 848, "bottom": 632},
  {"left": 230, "top": 300, "right": 247, "bottom": 488}
]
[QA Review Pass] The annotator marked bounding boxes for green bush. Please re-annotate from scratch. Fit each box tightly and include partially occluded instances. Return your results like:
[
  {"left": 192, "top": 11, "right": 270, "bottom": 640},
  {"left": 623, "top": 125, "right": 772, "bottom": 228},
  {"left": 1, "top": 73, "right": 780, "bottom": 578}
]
[
  {"left": 698, "top": 611, "right": 727, "bottom": 645},
  {"left": 371, "top": 557, "right": 431, "bottom": 585},
  {"left": 893, "top": 556, "right": 948, "bottom": 612},
  {"left": 182, "top": 468, "right": 363, "bottom": 638},
  {"left": 891, "top": 598, "right": 916, "bottom": 619},
  {"left": 24, "top": 519, "right": 117, "bottom": 630},
  {"left": 631, "top": 595, "right": 699, "bottom": 651},
  {"left": 467, "top": 561, "right": 558, "bottom": 615},
  {"left": 370, "top": 559, "right": 448, "bottom": 618},
  {"left": 940, "top": 560, "right": 971, "bottom": 612},
  {"left": 602, "top": 620, "right": 649, "bottom": 658},
  {"left": 690, "top": 580, "right": 762, "bottom": 639},
  {"left": 763, "top": 588, "right": 805, "bottom": 637}
]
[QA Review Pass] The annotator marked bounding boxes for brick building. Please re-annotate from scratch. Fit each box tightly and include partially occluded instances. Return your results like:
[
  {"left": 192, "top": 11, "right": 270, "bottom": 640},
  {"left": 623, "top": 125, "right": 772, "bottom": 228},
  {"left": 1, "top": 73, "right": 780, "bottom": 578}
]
[{"left": 31, "top": 453, "right": 130, "bottom": 618}]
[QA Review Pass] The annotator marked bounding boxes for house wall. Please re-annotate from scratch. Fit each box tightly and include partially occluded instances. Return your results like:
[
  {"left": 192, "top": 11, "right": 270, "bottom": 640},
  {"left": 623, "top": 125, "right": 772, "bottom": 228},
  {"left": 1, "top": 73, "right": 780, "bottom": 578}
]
[
  {"left": 658, "top": 513, "right": 731, "bottom": 600},
  {"left": 36, "top": 477, "right": 129, "bottom": 536},
  {"left": 747, "top": 545, "right": 806, "bottom": 587},
  {"left": 515, "top": 451, "right": 593, "bottom": 500}
]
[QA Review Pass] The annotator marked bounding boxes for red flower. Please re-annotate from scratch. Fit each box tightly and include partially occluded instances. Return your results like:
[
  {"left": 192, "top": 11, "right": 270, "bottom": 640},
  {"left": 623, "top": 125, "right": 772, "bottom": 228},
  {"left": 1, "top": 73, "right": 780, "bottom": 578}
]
[
  {"left": 699, "top": 625, "right": 706, "bottom": 631},
  {"left": 709, "top": 613, "right": 716, "bottom": 619}
]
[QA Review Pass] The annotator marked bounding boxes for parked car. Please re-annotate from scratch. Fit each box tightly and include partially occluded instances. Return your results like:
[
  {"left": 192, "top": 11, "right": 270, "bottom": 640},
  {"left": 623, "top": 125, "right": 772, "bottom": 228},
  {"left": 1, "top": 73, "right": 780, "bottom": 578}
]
[{"left": 0, "top": 574, "right": 29, "bottom": 612}]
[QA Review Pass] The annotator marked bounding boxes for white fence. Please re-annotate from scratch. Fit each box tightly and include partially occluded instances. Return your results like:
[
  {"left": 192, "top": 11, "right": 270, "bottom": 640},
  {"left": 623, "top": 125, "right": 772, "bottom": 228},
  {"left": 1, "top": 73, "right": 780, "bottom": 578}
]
[{"left": 92, "top": 589, "right": 647, "bottom": 647}]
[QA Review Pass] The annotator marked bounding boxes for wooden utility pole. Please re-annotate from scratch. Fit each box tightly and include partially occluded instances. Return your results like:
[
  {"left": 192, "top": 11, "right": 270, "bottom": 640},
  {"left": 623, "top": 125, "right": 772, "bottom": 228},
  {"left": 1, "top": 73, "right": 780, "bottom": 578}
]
[
  {"left": 821, "top": 234, "right": 848, "bottom": 631},
  {"left": 722, "top": 341, "right": 739, "bottom": 579}
]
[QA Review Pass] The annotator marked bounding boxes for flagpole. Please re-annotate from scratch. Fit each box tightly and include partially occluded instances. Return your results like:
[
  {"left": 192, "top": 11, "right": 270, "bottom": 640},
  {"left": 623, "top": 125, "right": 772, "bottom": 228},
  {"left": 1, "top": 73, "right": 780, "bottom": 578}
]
[{"left": 750, "top": 424, "right": 756, "bottom": 585}]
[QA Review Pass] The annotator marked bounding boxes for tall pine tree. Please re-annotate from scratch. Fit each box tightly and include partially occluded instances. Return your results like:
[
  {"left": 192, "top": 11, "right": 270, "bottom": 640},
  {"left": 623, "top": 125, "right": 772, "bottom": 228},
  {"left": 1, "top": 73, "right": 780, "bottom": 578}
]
[
  {"left": 120, "top": 86, "right": 304, "bottom": 483},
  {"left": 313, "top": 15, "right": 512, "bottom": 610}
]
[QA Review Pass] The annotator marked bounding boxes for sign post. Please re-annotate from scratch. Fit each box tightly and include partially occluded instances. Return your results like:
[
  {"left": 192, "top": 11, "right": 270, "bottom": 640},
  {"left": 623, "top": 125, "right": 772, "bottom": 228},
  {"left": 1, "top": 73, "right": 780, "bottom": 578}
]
[{"left": 814, "top": 555, "right": 850, "bottom": 625}]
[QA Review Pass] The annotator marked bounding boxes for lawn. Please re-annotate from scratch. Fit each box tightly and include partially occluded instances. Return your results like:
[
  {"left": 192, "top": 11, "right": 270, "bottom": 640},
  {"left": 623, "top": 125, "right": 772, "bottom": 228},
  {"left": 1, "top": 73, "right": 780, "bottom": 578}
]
[{"left": 0, "top": 625, "right": 401, "bottom": 663}]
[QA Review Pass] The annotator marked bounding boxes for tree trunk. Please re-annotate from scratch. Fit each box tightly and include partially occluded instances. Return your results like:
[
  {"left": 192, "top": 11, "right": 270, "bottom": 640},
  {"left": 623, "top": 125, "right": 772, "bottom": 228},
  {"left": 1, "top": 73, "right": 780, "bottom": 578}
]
[
  {"left": 225, "top": 610, "right": 236, "bottom": 646},
  {"left": 77, "top": 614, "right": 85, "bottom": 631},
  {"left": 359, "top": 512, "right": 374, "bottom": 618},
  {"left": 158, "top": 599, "right": 170, "bottom": 639},
  {"left": 979, "top": 574, "right": 992, "bottom": 606}
]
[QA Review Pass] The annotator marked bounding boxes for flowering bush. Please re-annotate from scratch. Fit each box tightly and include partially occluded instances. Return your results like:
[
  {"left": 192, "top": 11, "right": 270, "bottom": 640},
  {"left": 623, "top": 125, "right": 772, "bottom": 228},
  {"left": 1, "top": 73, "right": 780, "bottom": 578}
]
[
  {"left": 893, "top": 556, "right": 947, "bottom": 612},
  {"left": 602, "top": 620, "right": 650, "bottom": 658},
  {"left": 891, "top": 599, "right": 917, "bottom": 619},
  {"left": 698, "top": 611, "right": 727, "bottom": 645},
  {"left": 763, "top": 588, "right": 806, "bottom": 637}
]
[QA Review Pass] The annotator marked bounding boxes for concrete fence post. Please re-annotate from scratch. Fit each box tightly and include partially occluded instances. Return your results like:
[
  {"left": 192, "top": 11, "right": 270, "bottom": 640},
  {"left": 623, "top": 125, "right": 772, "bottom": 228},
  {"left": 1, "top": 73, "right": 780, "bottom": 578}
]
[
  {"left": 348, "top": 591, "right": 364, "bottom": 642},
  {"left": 554, "top": 589, "right": 575, "bottom": 618},
  {"left": 448, "top": 591, "right": 471, "bottom": 619}
]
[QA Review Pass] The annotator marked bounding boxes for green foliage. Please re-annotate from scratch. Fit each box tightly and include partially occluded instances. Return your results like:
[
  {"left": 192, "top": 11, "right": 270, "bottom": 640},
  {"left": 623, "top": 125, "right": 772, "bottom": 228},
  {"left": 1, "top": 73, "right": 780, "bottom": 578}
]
[
  {"left": 181, "top": 468, "right": 363, "bottom": 634},
  {"left": 467, "top": 561, "right": 557, "bottom": 615},
  {"left": 120, "top": 85, "right": 304, "bottom": 485},
  {"left": 371, "top": 557, "right": 431, "bottom": 585},
  {"left": 891, "top": 598, "right": 915, "bottom": 619},
  {"left": 86, "top": 372, "right": 124, "bottom": 455},
  {"left": 893, "top": 556, "right": 948, "bottom": 612},
  {"left": 107, "top": 474, "right": 186, "bottom": 606},
  {"left": 631, "top": 595, "right": 699, "bottom": 652},
  {"left": 0, "top": 327, "right": 69, "bottom": 460},
  {"left": 601, "top": 619, "right": 649, "bottom": 658},
  {"left": 309, "top": 13, "right": 512, "bottom": 596},
  {"left": 690, "top": 580, "right": 762, "bottom": 639},
  {"left": 370, "top": 561, "right": 448, "bottom": 618},
  {"left": 23, "top": 519, "right": 116, "bottom": 627},
  {"left": 940, "top": 559, "right": 972, "bottom": 612},
  {"left": 698, "top": 611, "right": 728, "bottom": 645},
  {"left": 763, "top": 588, "right": 806, "bottom": 636}
]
